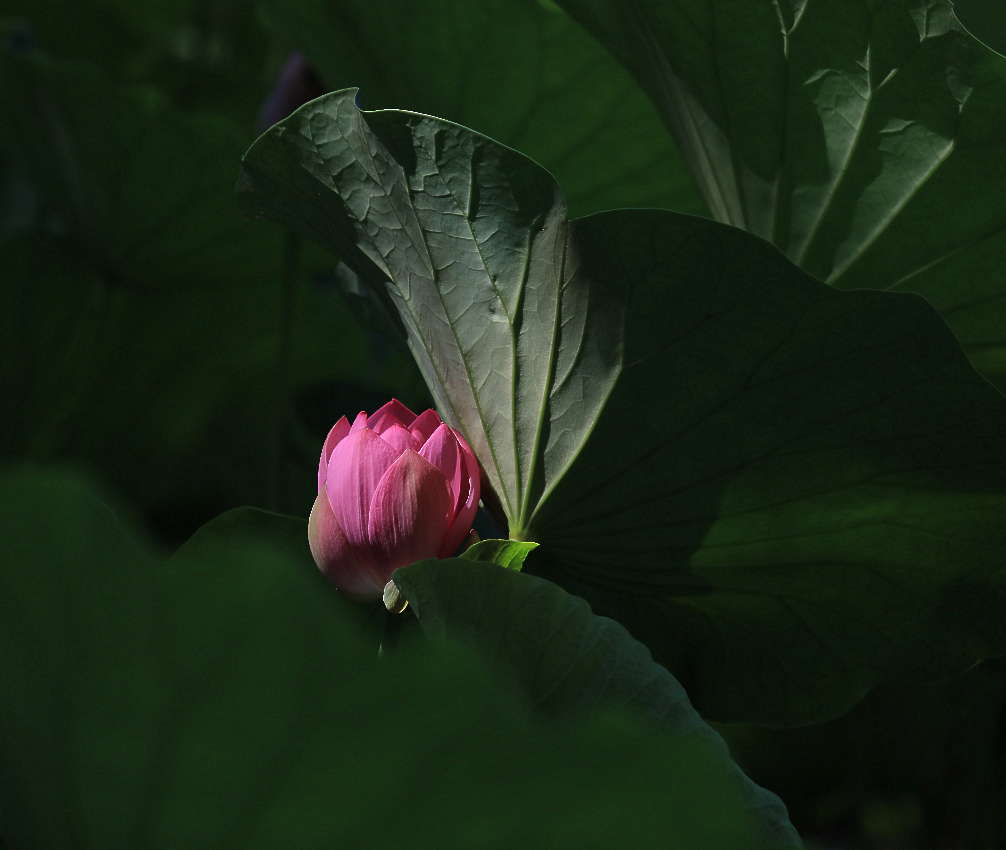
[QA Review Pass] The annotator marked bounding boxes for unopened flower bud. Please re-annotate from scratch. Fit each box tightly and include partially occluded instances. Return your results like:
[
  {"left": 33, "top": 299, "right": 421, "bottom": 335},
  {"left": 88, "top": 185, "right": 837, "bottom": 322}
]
[{"left": 308, "top": 399, "right": 481, "bottom": 601}]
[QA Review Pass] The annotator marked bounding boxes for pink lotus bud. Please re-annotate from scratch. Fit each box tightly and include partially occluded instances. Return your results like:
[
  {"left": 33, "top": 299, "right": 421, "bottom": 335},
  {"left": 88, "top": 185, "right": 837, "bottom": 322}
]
[{"left": 308, "top": 399, "right": 481, "bottom": 600}]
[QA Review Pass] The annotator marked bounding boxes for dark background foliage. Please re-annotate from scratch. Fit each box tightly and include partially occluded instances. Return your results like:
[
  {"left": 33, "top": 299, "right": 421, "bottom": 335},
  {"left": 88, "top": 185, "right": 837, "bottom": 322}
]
[{"left": 4, "top": 1, "right": 1006, "bottom": 847}]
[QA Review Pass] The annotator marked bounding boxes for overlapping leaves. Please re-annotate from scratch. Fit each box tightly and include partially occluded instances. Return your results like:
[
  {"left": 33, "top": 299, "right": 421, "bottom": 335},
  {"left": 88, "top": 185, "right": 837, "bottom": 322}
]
[
  {"left": 259, "top": 0, "right": 705, "bottom": 217},
  {"left": 0, "top": 470, "right": 798, "bottom": 848},
  {"left": 555, "top": 0, "right": 1006, "bottom": 389},
  {"left": 241, "top": 92, "right": 1006, "bottom": 723}
]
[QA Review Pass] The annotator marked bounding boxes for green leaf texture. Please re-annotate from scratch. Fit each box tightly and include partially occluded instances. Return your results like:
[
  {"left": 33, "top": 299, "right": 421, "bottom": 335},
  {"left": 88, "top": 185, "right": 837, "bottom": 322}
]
[
  {"left": 240, "top": 92, "right": 1006, "bottom": 724},
  {"left": 260, "top": 0, "right": 705, "bottom": 217}
]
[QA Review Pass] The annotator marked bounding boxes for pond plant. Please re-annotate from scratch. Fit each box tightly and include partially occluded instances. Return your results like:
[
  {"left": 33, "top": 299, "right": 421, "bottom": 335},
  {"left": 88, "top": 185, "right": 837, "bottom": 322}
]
[{"left": 4, "top": 1, "right": 1006, "bottom": 847}]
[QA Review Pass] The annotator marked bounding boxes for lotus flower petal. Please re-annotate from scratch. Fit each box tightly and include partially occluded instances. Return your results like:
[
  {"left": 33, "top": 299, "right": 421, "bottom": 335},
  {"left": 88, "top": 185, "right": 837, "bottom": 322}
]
[
  {"left": 367, "top": 449, "right": 452, "bottom": 569},
  {"left": 367, "top": 398, "right": 417, "bottom": 433},
  {"left": 317, "top": 415, "right": 350, "bottom": 490},
  {"left": 440, "top": 435, "right": 482, "bottom": 557},
  {"left": 409, "top": 409, "right": 442, "bottom": 444},
  {"left": 308, "top": 492, "right": 383, "bottom": 599},
  {"left": 380, "top": 423, "right": 419, "bottom": 455},
  {"left": 419, "top": 423, "right": 463, "bottom": 513},
  {"left": 308, "top": 403, "right": 482, "bottom": 600},
  {"left": 326, "top": 429, "right": 399, "bottom": 546}
]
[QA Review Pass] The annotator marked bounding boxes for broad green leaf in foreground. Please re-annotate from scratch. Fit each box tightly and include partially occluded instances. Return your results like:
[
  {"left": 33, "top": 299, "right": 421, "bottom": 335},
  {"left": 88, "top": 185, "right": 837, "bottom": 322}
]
[
  {"left": 395, "top": 559, "right": 800, "bottom": 846},
  {"left": 0, "top": 470, "right": 798, "bottom": 849},
  {"left": 240, "top": 92, "right": 1006, "bottom": 725},
  {"left": 555, "top": 0, "right": 1006, "bottom": 389},
  {"left": 259, "top": 0, "right": 705, "bottom": 217}
]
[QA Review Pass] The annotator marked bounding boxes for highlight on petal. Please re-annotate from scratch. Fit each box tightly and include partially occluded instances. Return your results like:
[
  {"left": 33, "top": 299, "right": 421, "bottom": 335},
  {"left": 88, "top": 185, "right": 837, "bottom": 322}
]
[
  {"left": 308, "top": 492, "right": 383, "bottom": 599},
  {"left": 419, "top": 423, "right": 463, "bottom": 514},
  {"left": 317, "top": 415, "right": 351, "bottom": 491},
  {"left": 366, "top": 449, "right": 452, "bottom": 570},
  {"left": 409, "top": 409, "right": 443, "bottom": 444},
  {"left": 326, "top": 429, "right": 399, "bottom": 547},
  {"left": 380, "top": 423, "right": 419, "bottom": 455},
  {"left": 440, "top": 436, "right": 482, "bottom": 558},
  {"left": 366, "top": 398, "right": 417, "bottom": 433}
]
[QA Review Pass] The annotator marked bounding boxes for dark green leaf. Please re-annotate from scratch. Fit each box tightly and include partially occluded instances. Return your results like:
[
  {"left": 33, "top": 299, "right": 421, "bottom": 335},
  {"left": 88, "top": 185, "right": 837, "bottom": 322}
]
[
  {"left": 954, "top": 0, "right": 1006, "bottom": 56},
  {"left": 259, "top": 0, "right": 705, "bottom": 217},
  {"left": 0, "top": 54, "right": 271, "bottom": 283},
  {"left": 240, "top": 94, "right": 1006, "bottom": 724},
  {"left": 459, "top": 538, "right": 538, "bottom": 571},
  {"left": 535, "top": 207, "right": 1006, "bottom": 723},
  {"left": 0, "top": 54, "right": 414, "bottom": 536},
  {"left": 555, "top": 0, "right": 1006, "bottom": 389},
  {"left": 174, "top": 506, "right": 308, "bottom": 561},
  {"left": 0, "top": 469, "right": 800, "bottom": 849},
  {"left": 2, "top": 0, "right": 273, "bottom": 125},
  {"left": 394, "top": 558, "right": 801, "bottom": 847}
]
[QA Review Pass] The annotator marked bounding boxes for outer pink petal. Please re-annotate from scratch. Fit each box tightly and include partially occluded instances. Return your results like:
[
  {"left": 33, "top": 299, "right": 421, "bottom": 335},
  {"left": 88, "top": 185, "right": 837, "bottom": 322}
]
[
  {"left": 409, "top": 409, "right": 442, "bottom": 444},
  {"left": 366, "top": 398, "right": 417, "bottom": 433},
  {"left": 366, "top": 449, "right": 452, "bottom": 572},
  {"left": 308, "top": 493, "right": 383, "bottom": 600},
  {"left": 439, "top": 435, "right": 481, "bottom": 557},
  {"left": 349, "top": 411, "right": 369, "bottom": 432},
  {"left": 419, "top": 423, "right": 463, "bottom": 516},
  {"left": 317, "top": 416, "right": 351, "bottom": 491},
  {"left": 326, "top": 429, "right": 399, "bottom": 548},
  {"left": 379, "top": 423, "right": 419, "bottom": 455}
]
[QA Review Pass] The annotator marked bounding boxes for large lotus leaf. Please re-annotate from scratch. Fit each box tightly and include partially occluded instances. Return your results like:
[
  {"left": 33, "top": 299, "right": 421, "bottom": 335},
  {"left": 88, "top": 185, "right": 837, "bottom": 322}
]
[
  {"left": 532, "top": 208, "right": 1006, "bottom": 724},
  {"left": 240, "top": 90, "right": 624, "bottom": 536},
  {"left": 0, "top": 469, "right": 798, "bottom": 849},
  {"left": 554, "top": 0, "right": 1006, "bottom": 389},
  {"left": 258, "top": 0, "right": 705, "bottom": 218},
  {"left": 239, "top": 92, "right": 1006, "bottom": 725},
  {"left": 394, "top": 558, "right": 801, "bottom": 847}
]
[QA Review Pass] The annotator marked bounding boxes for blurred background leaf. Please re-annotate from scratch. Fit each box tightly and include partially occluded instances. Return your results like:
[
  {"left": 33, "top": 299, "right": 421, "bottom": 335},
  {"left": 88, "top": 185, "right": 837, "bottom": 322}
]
[
  {"left": 0, "top": 468, "right": 797, "bottom": 849},
  {"left": 0, "top": 48, "right": 425, "bottom": 542},
  {"left": 259, "top": 0, "right": 706, "bottom": 218},
  {"left": 720, "top": 660, "right": 1006, "bottom": 848},
  {"left": 0, "top": 0, "right": 271, "bottom": 124}
]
